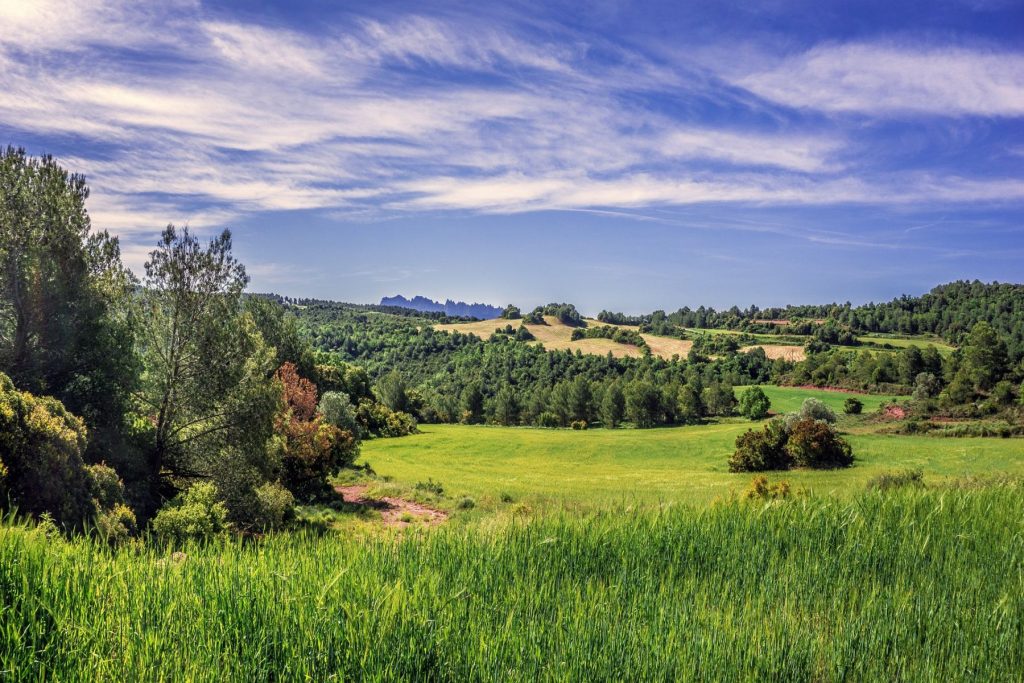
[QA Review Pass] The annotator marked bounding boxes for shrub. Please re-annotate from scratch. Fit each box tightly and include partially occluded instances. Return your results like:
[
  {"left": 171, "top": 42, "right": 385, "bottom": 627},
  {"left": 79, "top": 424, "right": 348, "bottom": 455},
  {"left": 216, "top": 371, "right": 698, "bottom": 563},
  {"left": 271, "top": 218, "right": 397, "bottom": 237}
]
[
  {"left": 415, "top": 479, "right": 445, "bottom": 497},
  {"left": 0, "top": 372, "right": 94, "bottom": 527},
  {"left": 798, "top": 398, "right": 837, "bottom": 424},
  {"left": 536, "top": 412, "right": 561, "bottom": 428},
  {"left": 738, "top": 387, "right": 771, "bottom": 420},
  {"left": 570, "top": 420, "right": 588, "bottom": 430},
  {"left": 744, "top": 475, "right": 791, "bottom": 500},
  {"left": 500, "top": 492, "right": 514, "bottom": 503},
  {"left": 252, "top": 481, "right": 295, "bottom": 531},
  {"left": 456, "top": 496, "right": 476, "bottom": 510},
  {"left": 866, "top": 469, "right": 924, "bottom": 491},
  {"left": 151, "top": 483, "right": 230, "bottom": 543},
  {"left": 843, "top": 397, "right": 864, "bottom": 415},
  {"left": 785, "top": 418, "right": 853, "bottom": 469},
  {"left": 728, "top": 420, "right": 791, "bottom": 472},
  {"left": 94, "top": 504, "right": 137, "bottom": 545}
]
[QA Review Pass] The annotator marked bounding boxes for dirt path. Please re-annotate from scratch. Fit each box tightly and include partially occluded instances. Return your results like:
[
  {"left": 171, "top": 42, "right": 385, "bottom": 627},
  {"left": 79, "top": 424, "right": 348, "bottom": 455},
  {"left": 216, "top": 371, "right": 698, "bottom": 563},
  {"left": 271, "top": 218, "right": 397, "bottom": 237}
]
[{"left": 335, "top": 485, "right": 448, "bottom": 528}]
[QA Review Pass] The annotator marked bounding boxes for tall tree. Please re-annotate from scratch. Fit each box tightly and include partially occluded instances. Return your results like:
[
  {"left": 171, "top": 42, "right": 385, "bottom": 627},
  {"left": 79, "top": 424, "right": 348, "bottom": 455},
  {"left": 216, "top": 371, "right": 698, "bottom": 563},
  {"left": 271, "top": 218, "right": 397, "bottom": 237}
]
[
  {"left": 136, "top": 226, "right": 278, "bottom": 510},
  {"left": 0, "top": 148, "right": 138, "bottom": 469}
]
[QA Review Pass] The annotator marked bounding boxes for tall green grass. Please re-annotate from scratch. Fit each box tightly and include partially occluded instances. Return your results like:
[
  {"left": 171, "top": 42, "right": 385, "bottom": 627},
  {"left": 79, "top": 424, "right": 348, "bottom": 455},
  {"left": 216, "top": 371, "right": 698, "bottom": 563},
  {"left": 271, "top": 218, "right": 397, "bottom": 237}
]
[{"left": 2, "top": 483, "right": 1022, "bottom": 681}]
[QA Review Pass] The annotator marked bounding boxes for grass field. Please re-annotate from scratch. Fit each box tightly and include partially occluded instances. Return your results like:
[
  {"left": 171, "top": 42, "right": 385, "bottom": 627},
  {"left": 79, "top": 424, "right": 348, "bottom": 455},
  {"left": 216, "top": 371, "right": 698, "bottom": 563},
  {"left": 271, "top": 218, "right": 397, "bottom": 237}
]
[
  {"left": 359, "top": 421, "right": 1023, "bottom": 509},
  {"left": 4, "top": 484, "right": 1021, "bottom": 680}
]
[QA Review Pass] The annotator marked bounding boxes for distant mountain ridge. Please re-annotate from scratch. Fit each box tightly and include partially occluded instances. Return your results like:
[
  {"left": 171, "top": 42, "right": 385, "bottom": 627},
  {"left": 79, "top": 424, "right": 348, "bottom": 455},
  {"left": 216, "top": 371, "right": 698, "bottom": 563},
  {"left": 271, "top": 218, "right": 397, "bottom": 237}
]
[{"left": 380, "top": 294, "right": 504, "bottom": 320}]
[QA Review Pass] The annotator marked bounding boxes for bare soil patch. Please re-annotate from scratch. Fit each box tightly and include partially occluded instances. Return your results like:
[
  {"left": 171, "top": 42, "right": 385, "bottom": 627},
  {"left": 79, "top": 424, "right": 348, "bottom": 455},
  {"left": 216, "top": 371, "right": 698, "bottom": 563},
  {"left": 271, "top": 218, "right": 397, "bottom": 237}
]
[{"left": 335, "top": 485, "right": 448, "bottom": 528}]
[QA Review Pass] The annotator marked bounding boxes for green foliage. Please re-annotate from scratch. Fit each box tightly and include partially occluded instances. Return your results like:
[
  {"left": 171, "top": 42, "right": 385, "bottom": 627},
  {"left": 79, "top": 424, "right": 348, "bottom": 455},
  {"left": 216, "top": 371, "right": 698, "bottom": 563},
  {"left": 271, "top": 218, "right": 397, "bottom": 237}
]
[
  {"left": 570, "top": 420, "right": 588, "bottom": 430},
  {"left": 798, "top": 397, "right": 837, "bottom": 424},
  {"left": 786, "top": 418, "right": 854, "bottom": 469},
  {"left": 701, "top": 381, "right": 736, "bottom": 417},
  {"left": 492, "top": 386, "right": 520, "bottom": 426},
  {"left": 729, "top": 420, "right": 791, "bottom": 472},
  {"left": 571, "top": 325, "right": 647, "bottom": 347},
  {"left": 93, "top": 504, "right": 137, "bottom": 545},
  {"left": 600, "top": 382, "right": 625, "bottom": 428},
  {"left": 251, "top": 481, "right": 295, "bottom": 531},
  {"left": 625, "top": 380, "right": 662, "bottom": 428},
  {"left": 500, "top": 305, "right": 521, "bottom": 319},
  {"left": 137, "top": 225, "right": 280, "bottom": 518},
  {"left": 151, "top": 482, "right": 230, "bottom": 543},
  {"left": 737, "top": 386, "right": 771, "bottom": 420},
  {"left": 318, "top": 391, "right": 360, "bottom": 439},
  {"left": 530, "top": 303, "right": 582, "bottom": 326},
  {"left": 843, "top": 397, "right": 864, "bottom": 414},
  {"left": 0, "top": 372, "right": 93, "bottom": 527},
  {"left": 0, "top": 147, "right": 139, "bottom": 482}
]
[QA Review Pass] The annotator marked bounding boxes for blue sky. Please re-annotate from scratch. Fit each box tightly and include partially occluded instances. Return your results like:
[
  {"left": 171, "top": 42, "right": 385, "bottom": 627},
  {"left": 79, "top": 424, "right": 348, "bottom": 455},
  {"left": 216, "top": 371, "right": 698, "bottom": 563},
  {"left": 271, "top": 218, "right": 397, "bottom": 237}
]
[{"left": 1, "top": 0, "right": 1022, "bottom": 313}]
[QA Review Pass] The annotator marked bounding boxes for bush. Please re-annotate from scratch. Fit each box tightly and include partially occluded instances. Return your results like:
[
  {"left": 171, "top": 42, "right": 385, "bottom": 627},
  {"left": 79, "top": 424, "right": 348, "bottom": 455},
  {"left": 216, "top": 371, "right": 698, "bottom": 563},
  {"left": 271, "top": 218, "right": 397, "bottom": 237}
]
[
  {"left": 94, "top": 504, "right": 137, "bottom": 545},
  {"left": 536, "top": 412, "right": 561, "bottom": 428},
  {"left": 866, "top": 469, "right": 924, "bottom": 491},
  {"left": 738, "top": 387, "right": 771, "bottom": 420},
  {"left": 843, "top": 397, "right": 864, "bottom": 415},
  {"left": 785, "top": 418, "right": 853, "bottom": 469},
  {"left": 456, "top": 496, "right": 476, "bottom": 510},
  {"left": 151, "top": 483, "right": 230, "bottom": 543},
  {"left": 415, "top": 479, "right": 445, "bottom": 496},
  {"left": 798, "top": 398, "right": 837, "bottom": 424},
  {"left": 252, "top": 481, "right": 295, "bottom": 531},
  {"left": 0, "top": 372, "right": 95, "bottom": 527},
  {"left": 570, "top": 420, "right": 588, "bottom": 430},
  {"left": 729, "top": 420, "right": 790, "bottom": 472}
]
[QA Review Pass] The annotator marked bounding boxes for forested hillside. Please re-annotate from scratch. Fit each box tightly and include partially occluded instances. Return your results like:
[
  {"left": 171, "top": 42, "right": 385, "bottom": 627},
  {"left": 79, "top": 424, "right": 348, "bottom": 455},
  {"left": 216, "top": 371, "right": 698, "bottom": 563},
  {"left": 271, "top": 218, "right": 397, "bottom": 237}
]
[{"left": 598, "top": 281, "right": 1024, "bottom": 361}]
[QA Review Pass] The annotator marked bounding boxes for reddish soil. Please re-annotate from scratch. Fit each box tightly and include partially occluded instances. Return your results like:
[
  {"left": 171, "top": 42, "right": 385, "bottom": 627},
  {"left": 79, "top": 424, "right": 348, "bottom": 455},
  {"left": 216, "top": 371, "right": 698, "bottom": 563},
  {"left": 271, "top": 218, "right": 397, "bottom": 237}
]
[
  {"left": 335, "top": 485, "right": 448, "bottom": 529},
  {"left": 883, "top": 405, "right": 907, "bottom": 420}
]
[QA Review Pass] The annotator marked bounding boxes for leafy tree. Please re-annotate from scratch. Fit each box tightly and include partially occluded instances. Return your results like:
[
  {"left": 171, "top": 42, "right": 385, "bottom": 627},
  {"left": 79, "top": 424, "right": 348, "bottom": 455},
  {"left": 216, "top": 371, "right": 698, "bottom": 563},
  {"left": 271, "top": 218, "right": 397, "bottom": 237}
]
[
  {"left": 0, "top": 147, "right": 139, "bottom": 474},
  {"left": 913, "top": 372, "right": 940, "bottom": 400},
  {"left": 626, "top": 380, "right": 661, "bottom": 428},
  {"left": 600, "top": 382, "right": 625, "bottom": 428},
  {"left": 274, "top": 362, "right": 357, "bottom": 499},
  {"left": 955, "top": 321, "right": 1009, "bottom": 393},
  {"left": 136, "top": 226, "right": 280, "bottom": 514},
  {"left": 460, "top": 382, "right": 484, "bottom": 424},
  {"left": 738, "top": 386, "right": 771, "bottom": 420},
  {"left": 318, "top": 391, "right": 361, "bottom": 439},
  {"left": 151, "top": 482, "right": 230, "bottom": 542},
  {"left": 702, "top": 382, "right": 736, "bottom": 417},
  {"left": 676, "top": 384, "right": 704, "bottom": 423},
  {"left": 501, "top": 305, "right": 521, "bottom": 320},
  {"left": 492, "top": 386, "right": 520, "bottom": 426},
  {"left": 375, "top": 371, "right": 409, "bottom": 413},
  {"left": 798, "top": 398, "right": 837, "bottom": 424},
  {"left": 245, "top": 297, "right": 317, "bottom": 380},
  {"left": 843, "top": 397, "right": 863, "bottom": 415}
]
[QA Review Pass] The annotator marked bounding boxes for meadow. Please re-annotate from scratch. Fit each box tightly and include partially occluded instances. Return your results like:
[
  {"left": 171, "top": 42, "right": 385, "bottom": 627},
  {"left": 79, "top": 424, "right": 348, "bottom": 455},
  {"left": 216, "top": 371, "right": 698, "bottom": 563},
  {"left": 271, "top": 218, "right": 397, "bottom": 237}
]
[
  {"left": 3, "top": 484, "right": 1021, "bottom": 681},
  {"left": 359, "top": 421, "right": 1023, "bottom": 510}
]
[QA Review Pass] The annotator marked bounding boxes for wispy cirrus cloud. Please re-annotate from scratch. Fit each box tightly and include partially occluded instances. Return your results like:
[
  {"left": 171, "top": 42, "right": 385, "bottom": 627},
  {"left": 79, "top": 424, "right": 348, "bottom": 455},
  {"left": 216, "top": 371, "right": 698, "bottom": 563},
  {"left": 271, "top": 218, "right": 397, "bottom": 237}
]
[{"left": 736, "top": 43, "right": 1024, "bottom": 117}]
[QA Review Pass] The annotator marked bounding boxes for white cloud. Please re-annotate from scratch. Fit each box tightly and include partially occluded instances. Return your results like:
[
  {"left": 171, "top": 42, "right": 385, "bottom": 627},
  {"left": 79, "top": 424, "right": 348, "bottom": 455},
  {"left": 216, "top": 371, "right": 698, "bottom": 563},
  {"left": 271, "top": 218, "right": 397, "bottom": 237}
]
[
  {"left": 736, "top": 43, "right": 1024, "bottom": 117},
  {"left": 1, "top": 5, "right": 1020, "bottom": 254}
]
